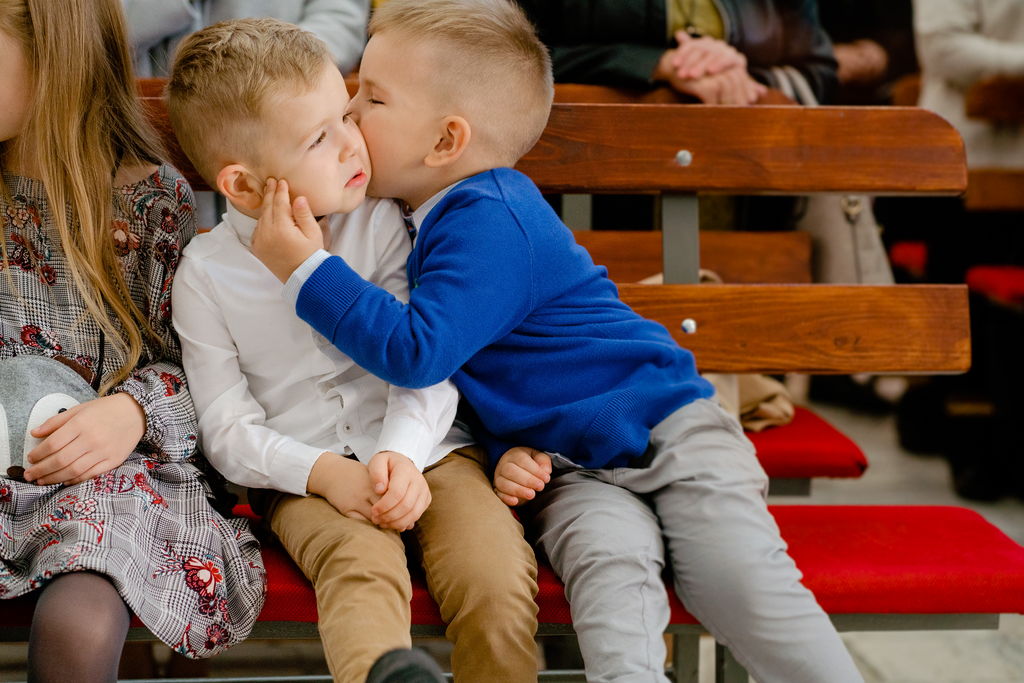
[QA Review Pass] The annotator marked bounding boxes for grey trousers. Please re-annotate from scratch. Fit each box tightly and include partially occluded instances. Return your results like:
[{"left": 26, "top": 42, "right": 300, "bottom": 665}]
[{"left": 528, "top": 399, "right": 863, "bottom": 683}]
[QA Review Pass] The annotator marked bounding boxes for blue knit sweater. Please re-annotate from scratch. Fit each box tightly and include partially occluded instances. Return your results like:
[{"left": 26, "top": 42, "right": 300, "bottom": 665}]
[{"left": 297, "top": 168, "right": 713, "bottom": 468}]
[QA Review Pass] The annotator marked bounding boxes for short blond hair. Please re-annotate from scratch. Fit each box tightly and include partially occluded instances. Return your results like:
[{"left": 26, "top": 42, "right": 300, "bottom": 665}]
[
  {"left": 370, "top": 0, "right": 553, "bottom": 165},
  {"left": 167, "top": 18, "right": 332, "bottom": 186}
]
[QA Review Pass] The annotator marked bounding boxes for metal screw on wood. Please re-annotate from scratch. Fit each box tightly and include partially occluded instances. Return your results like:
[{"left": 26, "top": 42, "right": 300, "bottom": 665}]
[
  {"left": 681, "top": 318, "right": 698, "bottom": 334},
  {"left": 675, "top": 150, "right": 693, "bottom": 167}
]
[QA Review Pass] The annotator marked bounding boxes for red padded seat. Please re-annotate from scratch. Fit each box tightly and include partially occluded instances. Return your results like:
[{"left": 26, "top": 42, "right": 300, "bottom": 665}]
[
  {"left": 773, "top": 505, "right": 1024, "bottom": 615},
  {"left": 966, "top": 265, "right": 1024, "bottom": 307},
  {"left": 748, "top": 407, "right": 868, "bottom": 479},
  {"left": 6, "top": 505, "right": 1023, "bottom": 634},
  {"left": 257, "top": 504, "right": 1024, "bottom": 628},
  {"left": 889, "top": 241, "right": 928, "bottom": 279}
]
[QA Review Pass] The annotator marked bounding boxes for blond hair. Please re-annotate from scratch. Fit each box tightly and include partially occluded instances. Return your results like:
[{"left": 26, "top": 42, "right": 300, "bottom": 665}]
[
  {"left": 167, "top": 18, "right": 333, "bottom": 187},
  {"left": 370, "top": 0, "right": 553, "bottom": 165},
  {"left": 0, "top": 0, "right": 164, "bottom": 394}
]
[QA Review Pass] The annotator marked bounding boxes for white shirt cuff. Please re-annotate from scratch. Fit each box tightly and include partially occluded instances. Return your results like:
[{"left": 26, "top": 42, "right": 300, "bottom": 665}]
[
  {"left": 283, "top": 249, "right": 332, "bottom": 306},
  {"left": 376, "top": 415, "right": 436, "bottom": 472},
  {"left": 272, "top": 441, "right": 328, "bottom": 496}
]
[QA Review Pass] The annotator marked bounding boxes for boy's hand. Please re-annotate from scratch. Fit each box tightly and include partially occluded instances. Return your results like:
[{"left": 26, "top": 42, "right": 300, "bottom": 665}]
[
  {"left": 251, "top": 178, "right": 325, "bottom": 283},
  {"left": 369, "top": 451, "right": 432, "bottom": 531},
  {"left": 24, "top": 393, "right": 146, "bottom": 486},
  {"left": 307, "top": 452, "right": 379, "bottom": 522},
  {"left": 493, "top": 447, "right": 552, "bottom": 507}
]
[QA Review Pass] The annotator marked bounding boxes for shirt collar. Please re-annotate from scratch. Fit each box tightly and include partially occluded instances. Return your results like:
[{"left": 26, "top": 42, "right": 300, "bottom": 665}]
[
  {"left": 224, "top": 202, "right": 258, "bottom": 248},
  {"left": 406, "top": 180, "right": 464, "bottom": 232}
]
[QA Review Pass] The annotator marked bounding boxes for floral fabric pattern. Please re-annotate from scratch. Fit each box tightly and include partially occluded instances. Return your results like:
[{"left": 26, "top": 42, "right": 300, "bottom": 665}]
[{"left": 0, "top": 166, "right": 265, "bottom": 658}]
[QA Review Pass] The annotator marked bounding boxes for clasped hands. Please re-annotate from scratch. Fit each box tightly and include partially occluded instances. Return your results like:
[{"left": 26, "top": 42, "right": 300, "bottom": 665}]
[
  {"left": 654, "top": 31, "right": 767, "bottom": 105},
  {"left": 309, "top": 450, "right": 432, "bottom": 532}
]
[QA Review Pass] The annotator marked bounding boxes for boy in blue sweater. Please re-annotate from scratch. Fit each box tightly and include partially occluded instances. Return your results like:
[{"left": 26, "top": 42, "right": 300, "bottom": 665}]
[{"left": 252, "top": 0, "right": 863, "bottom": 680}]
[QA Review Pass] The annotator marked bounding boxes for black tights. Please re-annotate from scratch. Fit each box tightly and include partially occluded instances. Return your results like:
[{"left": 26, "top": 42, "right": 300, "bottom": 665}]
[{"left": 28, "top": 572, "right": 130, "bottom": 683}]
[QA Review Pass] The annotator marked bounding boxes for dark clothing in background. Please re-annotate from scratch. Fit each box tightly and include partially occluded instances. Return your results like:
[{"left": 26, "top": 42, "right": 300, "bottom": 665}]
[
  {"left": 518, "top": 0, "right": 837, "bottom": 103},
  {"left": 818, "top": 0, "right": 918, "bottom": 104}
]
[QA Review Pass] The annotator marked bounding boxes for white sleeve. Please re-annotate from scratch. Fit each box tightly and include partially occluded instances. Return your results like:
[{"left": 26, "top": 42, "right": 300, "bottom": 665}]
[
  {"left": 914, "top": 0, "right": 1024, "bottom": 89},
  {"left": 378, "top": 381, "right": 460, "bottom": 471},
  {"left": 299, "top": 0, "right": 371, "bottom": 74},
  {"left": 172, "top": 255, "right": 323, "bottom": 495},
  {"left": 369, "top": 201, "right": 458, "bottom": 469}
]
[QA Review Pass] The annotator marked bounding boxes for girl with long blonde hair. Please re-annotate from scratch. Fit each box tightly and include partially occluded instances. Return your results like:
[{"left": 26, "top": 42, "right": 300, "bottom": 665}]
[{"left": 0, "top": 1, "right": 264, "bottom": 679}]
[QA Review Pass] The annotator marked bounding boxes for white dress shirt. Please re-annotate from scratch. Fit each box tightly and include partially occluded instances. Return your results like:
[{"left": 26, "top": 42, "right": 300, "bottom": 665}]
[{"left": 172, "top": 198, "right": 472, "bottom": 496}]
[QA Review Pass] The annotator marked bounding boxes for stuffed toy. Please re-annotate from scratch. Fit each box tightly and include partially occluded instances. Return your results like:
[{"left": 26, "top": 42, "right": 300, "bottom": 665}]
[{"left": 0, "top": 355, "right": 97, "bottom": 482}]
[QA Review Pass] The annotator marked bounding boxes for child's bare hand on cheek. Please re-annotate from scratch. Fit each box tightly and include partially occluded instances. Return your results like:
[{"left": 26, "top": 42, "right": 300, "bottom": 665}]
[
  {"left": 493, "top": 447, "right": 552, "bottom": 507},
  {"left": 251, "top": 178, "right": 325, "bottom": 283}
]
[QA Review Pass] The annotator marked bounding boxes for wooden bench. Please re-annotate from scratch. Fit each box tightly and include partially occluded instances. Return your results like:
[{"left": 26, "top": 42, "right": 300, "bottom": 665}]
[
  {"left": 964, "top": 75, "right": 1024, "bottom": 212},
  {"left": 569, "top": 228, "right": 872, "bottom": 494},
  {"left": 888, "top": 72, "right": 1024, "bottom": 213},
  {"left": 7, "top": 95, "right": 1024, "bottom": 683}
]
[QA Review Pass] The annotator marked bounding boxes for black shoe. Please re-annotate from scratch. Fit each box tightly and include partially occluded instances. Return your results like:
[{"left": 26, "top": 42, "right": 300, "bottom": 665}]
[{"left": 366, "top": 648, "right": 445, "bottom": 683}]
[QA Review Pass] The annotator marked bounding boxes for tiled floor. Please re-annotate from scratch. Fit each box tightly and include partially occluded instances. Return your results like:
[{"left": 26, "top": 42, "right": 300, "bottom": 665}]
[{"left": 2, "top": 399, "right": 1023, "bottom": 682}]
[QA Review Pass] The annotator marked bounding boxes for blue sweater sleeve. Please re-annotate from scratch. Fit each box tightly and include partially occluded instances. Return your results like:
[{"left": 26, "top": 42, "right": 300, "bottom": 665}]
[{"left": 296, "top": 195, "right": 536, "bottom": 389}]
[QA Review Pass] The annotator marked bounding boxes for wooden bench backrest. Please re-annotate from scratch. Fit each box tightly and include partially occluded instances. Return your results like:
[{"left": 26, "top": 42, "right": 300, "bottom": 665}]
[
  {"left": 573, "top": 230, "right": 812, "bottom": 284},
  {"left": 519, "top": 103, "right": 965, "bottom": 195},
  {"left": 141, "top": 92, "right": 966, "bottom": 197},
  {"left": 140, "top": 87, "right": 970, "bottom": 375},
  {"left": 964, "top": 76, "right": 1024, "bottom": 211},
  {"left": 880, "top": 73, "right": 1023, "bottom": 211},
  {"left": 965, "top": 76, "right": 1024, "bottom": 125}
]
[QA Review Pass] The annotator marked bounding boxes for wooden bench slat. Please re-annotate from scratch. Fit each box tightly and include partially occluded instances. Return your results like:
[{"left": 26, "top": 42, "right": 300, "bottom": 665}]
[
  {"left": 573, "top": 230, "right": 812, "bottom": 284},
  {"left": 618, "top": 283, "right": 971, "bottom": 374},
  {"left": 965, "top": 168, "right": 1024, "bottom": 212},
  {"left": 965, "top": 75, "right": 1024, "bottom": 125},
  {"left": 141, "top": 96, "right": 967, "bottom": 198},
  {"left": 519, "top": 104, "right": 967, "bottom": 195}
]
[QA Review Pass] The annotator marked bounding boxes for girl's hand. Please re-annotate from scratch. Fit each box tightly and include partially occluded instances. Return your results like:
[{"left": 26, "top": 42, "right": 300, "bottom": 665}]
[{"left": 24, "top": 393, "right": 146, "bottom": 486}]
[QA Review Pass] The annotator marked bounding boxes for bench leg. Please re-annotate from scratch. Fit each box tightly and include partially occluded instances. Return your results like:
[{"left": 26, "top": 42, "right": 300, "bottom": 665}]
[
  {"left": 715, "top": 643, "right": 749, "bottom": 683},
  {"left": 670, "top": 633, "right": 700, "bottom": 683},
  {"left": 661, "top": 194, "right": 700, "bottom": 284}
]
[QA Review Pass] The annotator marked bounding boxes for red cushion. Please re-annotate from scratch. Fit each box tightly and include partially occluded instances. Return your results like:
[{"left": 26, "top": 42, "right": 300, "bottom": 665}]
[
  {"left": 748, "top": 407, "right": 868, "bottom": 479},
  {"left": 966, "top": 265, "right": 1024, "bottom": 306},
  {"left": 774, "top": 505, "right": 1024, "bottom": 615},
  {"left": 7, "top": 505, "right": 1023, "bottom": 632},
  {"left": 889, "top": 241, "right": 928, "bottom": 278}
]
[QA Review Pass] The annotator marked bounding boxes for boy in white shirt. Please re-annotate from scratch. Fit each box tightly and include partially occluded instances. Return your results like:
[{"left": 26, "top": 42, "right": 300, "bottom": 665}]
[{"left": 167, "top": 18, "right": 539, "bottom": 683}]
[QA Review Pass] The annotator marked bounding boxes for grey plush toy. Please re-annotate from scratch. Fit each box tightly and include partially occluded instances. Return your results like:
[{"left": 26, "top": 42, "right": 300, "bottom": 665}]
[{"left": 0, "top": 355, "right": 98, "bottom": 482}]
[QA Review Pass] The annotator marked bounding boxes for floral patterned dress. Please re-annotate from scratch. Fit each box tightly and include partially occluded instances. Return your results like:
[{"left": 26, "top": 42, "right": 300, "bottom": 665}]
[{"left": 0, "top": 165, "right": 265, "bottom": 658}]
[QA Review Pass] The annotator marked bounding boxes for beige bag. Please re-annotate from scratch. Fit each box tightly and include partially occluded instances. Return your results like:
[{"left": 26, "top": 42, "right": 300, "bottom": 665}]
[{"left": 771, "top": 66, "right": 895, "bottom": 285}]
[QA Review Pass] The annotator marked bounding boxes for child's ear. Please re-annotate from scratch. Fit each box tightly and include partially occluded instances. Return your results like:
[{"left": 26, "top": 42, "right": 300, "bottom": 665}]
[
  {"left": 425, "top": 115, "right": 471, "bottom": 168},
  {"left": 216, "top": 164, "right": 264, "bottom": 211}
]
